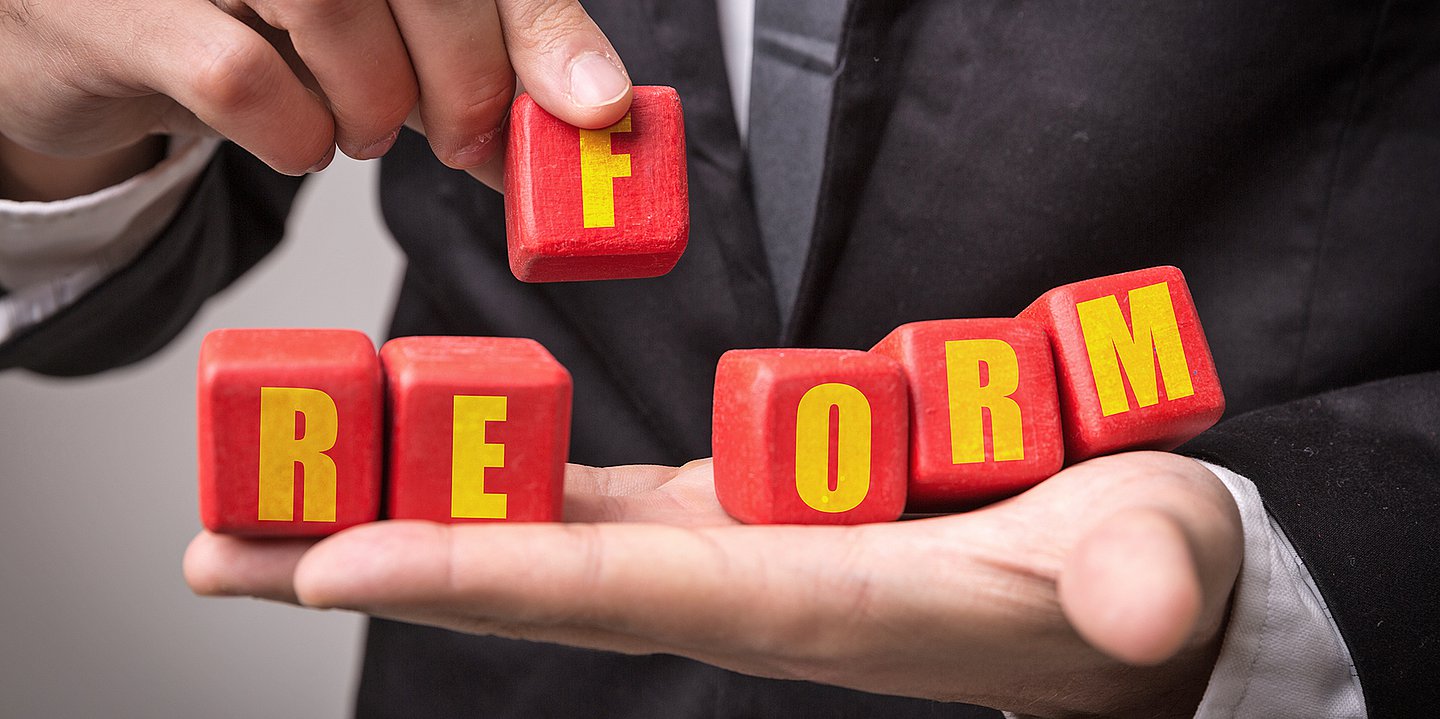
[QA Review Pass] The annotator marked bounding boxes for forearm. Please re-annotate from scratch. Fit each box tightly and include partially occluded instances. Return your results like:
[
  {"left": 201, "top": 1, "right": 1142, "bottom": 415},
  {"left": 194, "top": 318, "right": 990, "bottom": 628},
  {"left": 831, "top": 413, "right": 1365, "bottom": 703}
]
[{"left": 0, "top": 134, "right": 166, "bottom": 202}]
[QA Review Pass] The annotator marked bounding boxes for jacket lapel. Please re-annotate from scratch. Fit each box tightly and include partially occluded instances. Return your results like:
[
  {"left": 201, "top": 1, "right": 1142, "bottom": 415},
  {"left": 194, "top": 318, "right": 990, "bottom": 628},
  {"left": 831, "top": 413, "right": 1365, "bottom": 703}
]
[
  {"left": 638, "top": 0, "right": 780, "bottom": 335},
  {"left": 784, "top": 0, "right": 920, "bottom": 345}
]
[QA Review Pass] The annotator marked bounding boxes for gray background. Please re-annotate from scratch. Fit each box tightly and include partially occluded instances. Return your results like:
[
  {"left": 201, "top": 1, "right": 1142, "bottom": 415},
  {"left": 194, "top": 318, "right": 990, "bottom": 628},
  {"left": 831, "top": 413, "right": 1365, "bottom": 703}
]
[{"left": 0, "top": 157, "right": 403, "bottom": 718}]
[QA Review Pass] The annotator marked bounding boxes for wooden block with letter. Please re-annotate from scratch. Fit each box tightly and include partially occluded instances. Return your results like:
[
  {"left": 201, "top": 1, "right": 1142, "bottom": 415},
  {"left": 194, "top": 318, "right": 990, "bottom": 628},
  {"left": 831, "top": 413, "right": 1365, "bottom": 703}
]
[
  {"left": 712, "top": 349, "right": 908, "bottom": 525},
  {"left": 872, "top": 318, "right": 1063, "bottom": 511},
  {"left": 381, "top": 336, "right": 572, "bottom": 523},
  {"left": 504, "top": 85, "right": 689, "bottom": 282},
  {"left": 197, "top": 328, "right": 382, "bottom": 536},
  {"left": 1018, "top": 266, "right": 1225, "bottom": 461}
]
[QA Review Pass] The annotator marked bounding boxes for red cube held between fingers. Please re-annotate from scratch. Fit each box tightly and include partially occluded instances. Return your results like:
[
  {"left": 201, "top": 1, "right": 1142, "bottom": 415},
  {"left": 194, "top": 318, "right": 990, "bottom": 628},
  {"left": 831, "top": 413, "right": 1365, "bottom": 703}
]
[
  {"left": 872, "top": 318, "right": 1063, "bottom": 511},
  {"left": 1018, "top": 266, "right": 1225, "bottom": 462},
  {"left": 198, "top": 329, "right": 382, "bottom": 536},
  {"left": 713, "top": 349, "right": 909, "bottom": 525},
  {"left": 382, "top": 336, "right": 572, "bottom": 524},
  {"left": 504, "top": 86, "right": 689, "bottom": 282}
]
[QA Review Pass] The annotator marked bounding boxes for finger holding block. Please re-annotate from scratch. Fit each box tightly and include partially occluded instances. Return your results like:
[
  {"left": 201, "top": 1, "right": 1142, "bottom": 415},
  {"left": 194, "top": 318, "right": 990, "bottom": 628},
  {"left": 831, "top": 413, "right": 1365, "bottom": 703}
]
[
  {"left": 381, "top": 336, "right": 572, "bottom": 524},
  {"left": 504, "top": 86, "right": 689, "bottom": 282},
  {"left": 198, "top": 329, "right": 382, "bottom": 536},
  {"left": 872, "top": 318, "right": 1063, "bottom": 512},
  {"left": 1018, "top": 266, "right": 1225, "bottom": 461},
  {"left": 713, "top": 349, "right": 908, "bottom": 525}
]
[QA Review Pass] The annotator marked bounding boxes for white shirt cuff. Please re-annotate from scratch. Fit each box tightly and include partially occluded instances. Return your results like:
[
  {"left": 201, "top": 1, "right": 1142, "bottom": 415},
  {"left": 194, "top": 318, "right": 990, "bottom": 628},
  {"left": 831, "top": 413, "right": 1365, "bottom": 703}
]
[
  {"left": 0, "top": 136, "right": 220, "bottom": 343},
  {"left": 1193, "top": 460, "right": 1366, "bottom": 718}
]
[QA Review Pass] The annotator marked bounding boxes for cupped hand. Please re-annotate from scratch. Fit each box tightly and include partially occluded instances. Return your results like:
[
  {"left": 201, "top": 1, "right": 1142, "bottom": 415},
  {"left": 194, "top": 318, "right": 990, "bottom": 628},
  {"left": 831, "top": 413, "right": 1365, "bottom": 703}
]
[
  {"left": 0, "top": 0, "right": 630, "bottom": 189},
  {"left": 185, "top": 452, "right": 1242, "bottom": 719}
]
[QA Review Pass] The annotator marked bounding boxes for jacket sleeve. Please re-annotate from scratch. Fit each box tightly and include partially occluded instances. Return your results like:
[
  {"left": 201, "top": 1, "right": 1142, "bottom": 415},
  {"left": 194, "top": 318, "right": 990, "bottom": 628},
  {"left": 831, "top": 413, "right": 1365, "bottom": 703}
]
[
  {"left": 0, "top": 142, "right": 305, "bottom": 376},
  {"left": 1181, "top": 372, "right": 1440, "bottom": 716}
]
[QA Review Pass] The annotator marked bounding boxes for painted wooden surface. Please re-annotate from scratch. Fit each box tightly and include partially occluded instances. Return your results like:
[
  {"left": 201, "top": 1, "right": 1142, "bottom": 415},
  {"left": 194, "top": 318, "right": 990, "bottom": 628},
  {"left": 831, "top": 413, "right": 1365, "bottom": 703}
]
[
  {"left": 504, "top": 86, "right": 689, "bottom": 282},
  {"left": 198, "top": 328, "right": 382, "bottom": 536},
  {"left": 382, "top": 336, "right": 571, "bottom": 524},
  {"left": 872, "top": 318, "right": 1063, "bottom": 512},
  {"left": 1019, "top": 266, "right": 1225, "bottom": 462},
  {"left": 712, "top": 348, "right": 909, "bottom": 525}
]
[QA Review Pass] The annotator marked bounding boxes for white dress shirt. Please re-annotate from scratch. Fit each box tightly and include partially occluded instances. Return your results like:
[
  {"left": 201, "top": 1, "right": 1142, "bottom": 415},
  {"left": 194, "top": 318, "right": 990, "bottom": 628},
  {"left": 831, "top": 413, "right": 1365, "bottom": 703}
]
[
  {"left": 0, "top": 2, "right": 1366, "bottom": 716},
  {"left": 0, "top": 136, "right": 219, "bottom": 342}
]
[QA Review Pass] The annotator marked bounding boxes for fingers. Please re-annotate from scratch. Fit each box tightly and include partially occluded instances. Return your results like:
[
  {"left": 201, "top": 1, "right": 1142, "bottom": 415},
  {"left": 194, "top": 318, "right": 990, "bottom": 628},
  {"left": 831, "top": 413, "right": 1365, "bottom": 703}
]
[
  {"left": 185, "top": 458, "right": 726, "bottom": 609},
  {"left": 1057, "top": 507, "right": 1204, "bottom": 665},
  {"left": 398, "top": 106, "right": 504, "bottom": 190},
  {"left": 135, "top": 0, "right": 334, "bottom": 175},
  {"left": 495, "top": 0, "right": 633, "bottom": 129},
  {"left": 182, "top": 451, "right": 1244, "bottom": 716},
  {"left": 183, "top": 532, "right": 319, "bottom": 604},
  {"left": 290, "top": 519, "right": 876, "bottom": 666},
  {"left": 236, "top": 0, "right": 418, "bottom": 160},
  {"left": 148, "top": 0, "right": 630, "bottom": 179},
  {"left": 387, "top": 0, "right": 515, "bottom": 169}
]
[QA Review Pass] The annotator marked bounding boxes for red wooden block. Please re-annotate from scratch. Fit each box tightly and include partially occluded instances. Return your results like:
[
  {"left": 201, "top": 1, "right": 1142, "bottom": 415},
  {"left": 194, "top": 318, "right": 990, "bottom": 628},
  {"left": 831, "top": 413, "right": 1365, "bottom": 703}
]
[
  {"left": 712, "top": 349, "right": 908, "bottom": 525},
  {"left": 198, "top": 329, "right": 382, "bottom": 536},
  {"left": 504, "top": 86, "right": 689, "bottom": 282},
  {"left": 1018, "top": 266, "right": 1225, "bottom": 461},
  {"left": 872, "top": 318, "right": 1064, "bottom": 511},
  {"left": 382, "top": 336, "right": 572, "bottom": 524}
]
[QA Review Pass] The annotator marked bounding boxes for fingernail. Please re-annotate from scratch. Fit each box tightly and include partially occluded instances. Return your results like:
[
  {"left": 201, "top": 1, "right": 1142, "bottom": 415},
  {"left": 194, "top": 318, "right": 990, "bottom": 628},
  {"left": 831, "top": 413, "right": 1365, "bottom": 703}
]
[
  {"left": 308, "top": 145, "right": 336, "bottom": 174},
  {"left": 355, "top": 127, "right": 401, "bottom": 161},
  {"left": 448, "top": 125, "right": 503, "bottom": 169},
  {"left": 568, "top": 52, "right": 630, "bottom": 108}
]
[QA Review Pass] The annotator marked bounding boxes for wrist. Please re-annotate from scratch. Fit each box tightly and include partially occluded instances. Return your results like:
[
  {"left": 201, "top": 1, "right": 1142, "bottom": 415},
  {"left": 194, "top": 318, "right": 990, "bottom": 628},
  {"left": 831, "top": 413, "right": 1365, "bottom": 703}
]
[{"left": 0, "top": 134, "right": 167, "bottom": 202}]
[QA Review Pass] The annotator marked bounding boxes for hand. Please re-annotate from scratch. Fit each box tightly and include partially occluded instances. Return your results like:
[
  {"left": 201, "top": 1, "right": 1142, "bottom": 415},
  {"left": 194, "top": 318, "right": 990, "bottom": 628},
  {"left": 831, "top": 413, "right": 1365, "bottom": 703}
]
[
  {"left": 0, "top": 0, "right": 631, "bottom": 197},
  {"left": 185, "top": 452, "right": 1242, "bottom": 719}
]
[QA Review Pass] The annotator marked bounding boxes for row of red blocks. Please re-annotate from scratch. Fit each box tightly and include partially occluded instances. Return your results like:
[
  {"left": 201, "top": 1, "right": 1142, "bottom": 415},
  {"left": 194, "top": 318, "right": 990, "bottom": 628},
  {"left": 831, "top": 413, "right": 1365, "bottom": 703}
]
[
  {"left": 197, "top": 266, "right": 1223, "bottom": 535},
  {"left": 199, "top": 335, "right": 572, "bottom": 535},
  {"left": 715, "top": 266, "right": 1224, "bottom": 523}
]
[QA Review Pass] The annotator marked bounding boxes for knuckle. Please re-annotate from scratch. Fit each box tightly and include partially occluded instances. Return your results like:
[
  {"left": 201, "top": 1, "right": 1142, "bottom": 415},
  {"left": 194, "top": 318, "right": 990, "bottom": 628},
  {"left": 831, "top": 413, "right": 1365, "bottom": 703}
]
[
  {"left": 188, "top": 35, "right": 274, "bottom": 115},
  {"left": 427, "top": 70, "right": 513, "bottom": 166},
  {"left": 442, "top": 70, "right": 514, "bottom": 133}
]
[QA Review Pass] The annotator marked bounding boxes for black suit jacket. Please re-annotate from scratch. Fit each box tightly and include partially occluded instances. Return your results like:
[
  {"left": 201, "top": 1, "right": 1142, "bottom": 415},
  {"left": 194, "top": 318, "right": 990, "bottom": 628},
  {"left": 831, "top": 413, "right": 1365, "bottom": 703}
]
[{"left": 3, "top": 1, "right": 1438, "bottom": 716}]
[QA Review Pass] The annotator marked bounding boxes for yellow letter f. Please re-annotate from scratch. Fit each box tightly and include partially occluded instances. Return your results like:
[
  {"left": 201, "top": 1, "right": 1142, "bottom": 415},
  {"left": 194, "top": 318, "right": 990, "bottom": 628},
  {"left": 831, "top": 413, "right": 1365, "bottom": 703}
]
[{"left": 579, "top": 114, "right": 633, "bottom": 228}]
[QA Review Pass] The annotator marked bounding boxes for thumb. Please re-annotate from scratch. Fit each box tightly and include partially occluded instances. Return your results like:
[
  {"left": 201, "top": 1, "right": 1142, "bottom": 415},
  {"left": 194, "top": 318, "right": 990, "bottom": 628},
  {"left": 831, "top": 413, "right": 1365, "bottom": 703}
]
[
  {"left": 1057, "top": 507, "right": 1209, "bottom": 666},
  {"left": 494, "top": 0, "right": 633, "bottom": 129}
]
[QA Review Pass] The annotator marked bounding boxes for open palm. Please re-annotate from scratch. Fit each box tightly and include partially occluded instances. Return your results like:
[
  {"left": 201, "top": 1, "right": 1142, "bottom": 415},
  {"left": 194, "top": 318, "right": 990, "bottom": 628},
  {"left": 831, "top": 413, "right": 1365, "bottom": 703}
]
[{"left": 186, "top": 451, "right": 1240, "bottom": 718}]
